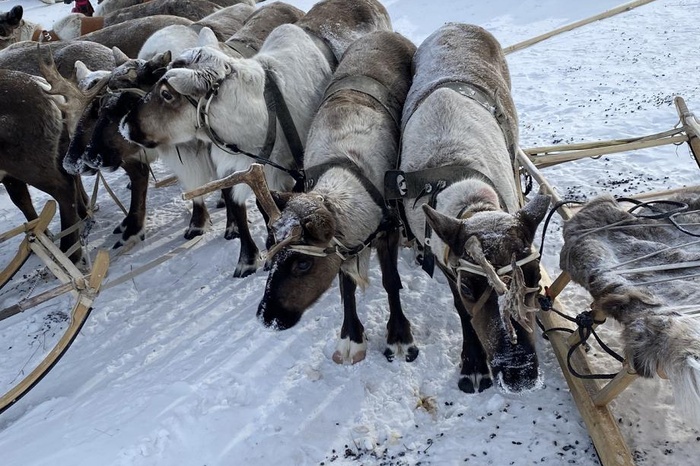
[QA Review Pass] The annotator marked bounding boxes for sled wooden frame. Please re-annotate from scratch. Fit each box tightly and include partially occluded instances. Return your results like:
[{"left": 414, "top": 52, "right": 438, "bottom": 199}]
[
  {"left": 517, "top": 97, "right": 700, "bottom": 466},
  {"left": 0, "top": 200, "right": 111, "bottom": 415}
]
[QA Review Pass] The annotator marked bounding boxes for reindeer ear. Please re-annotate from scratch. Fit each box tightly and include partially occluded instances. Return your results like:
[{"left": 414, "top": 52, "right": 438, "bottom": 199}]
[
  {"left": 197, "top": 27, "right": 219, "bottom": 47},
  {"left": 74, "top": 60, "right": 90, "bottom": 83},
  {"left": 270, "top": 191, "right": 295, "bottom": 211},
  {"left": 8, "top": 6, "right": 23, "bottom": 26},
  {"left": 516, "top": 194, "right": 551, "bottom": 243},
  {"left": 165, "top": 68, "right": 207, "bottom": 96},
  {"left": 423, "top": 204, "right": 466, "bottom": 255},
  {"left": 149, "top": 50, "right": 171, "bottom": 70},
  {"left": 112, "top": 46, "right": 130, "bottom": 66}
]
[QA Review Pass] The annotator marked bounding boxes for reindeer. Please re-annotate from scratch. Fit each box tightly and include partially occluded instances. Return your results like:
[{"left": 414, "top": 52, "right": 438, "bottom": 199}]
[
  {"left": 0, "top": 40, "right": 116, "bottom": 77},
  {"left": 255, "top": 31, "right": 417, "bottom": 364},
  {"left": 0, "top": 6, "right": 43, "bottom": 51},
  {"left": 120, "top": 0, "right": 391, "bottom": 277},
  {"left": 394, "top": 23, "right": 551, "bottom": 394},
  {"left": 96, "top": 0, "right": 257, "bottom": 17},
  {"left": 74, "top": 16, "right": 194, "bottom": 57},
  {"left": 0, "top": 53, "right": 106, "bottom": 263},
  {"left": 102, "top": 0, "right": 222, "bottom": 27},
  {"left": 65, "top": 2, "right": 303, "bottom": 248}
]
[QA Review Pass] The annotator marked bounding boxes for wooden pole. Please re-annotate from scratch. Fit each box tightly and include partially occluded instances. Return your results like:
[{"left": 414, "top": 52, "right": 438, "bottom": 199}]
[
  {"left": 504, "top": 0, "right": 657, "bottom": 54},
  {"left": 675, "top": 96, "right": 700, "bottom": 169},
  {"left": 529, "top": 134, "right": 688, "bottom": 168}
]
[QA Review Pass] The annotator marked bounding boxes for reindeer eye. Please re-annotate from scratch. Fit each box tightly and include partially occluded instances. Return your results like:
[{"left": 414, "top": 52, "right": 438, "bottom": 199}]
[
  {"left": 294, "top": 258, "right": 313, "bottom": 274},
  {"left": 160, "top": 88, "right": 174, "bottom": 102}
]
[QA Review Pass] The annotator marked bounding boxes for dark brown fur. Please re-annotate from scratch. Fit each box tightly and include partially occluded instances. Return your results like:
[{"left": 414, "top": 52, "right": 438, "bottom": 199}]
[
  {"left": 78, "top": 15, "right": 193, "bottom": 58},
  {"left": 104, "top": 0, "right": 221, "bottom": 27},
  {"left": 0, "top": 70, "right": 87, "bottom": 262}
]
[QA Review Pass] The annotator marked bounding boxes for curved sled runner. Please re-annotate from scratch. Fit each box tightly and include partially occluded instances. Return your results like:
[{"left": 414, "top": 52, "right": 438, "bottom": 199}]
[
  {"left": 0, "top": 250, "right": 109, "bottom": 415},
  {"left": 0, "top": 201, "right": 57, "bottom": 290}
]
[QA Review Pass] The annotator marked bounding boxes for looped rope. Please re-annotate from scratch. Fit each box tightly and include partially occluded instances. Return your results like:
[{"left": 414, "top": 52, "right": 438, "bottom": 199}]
[{"left": 536, "top": 290, "right": 626, "bottom": 380}]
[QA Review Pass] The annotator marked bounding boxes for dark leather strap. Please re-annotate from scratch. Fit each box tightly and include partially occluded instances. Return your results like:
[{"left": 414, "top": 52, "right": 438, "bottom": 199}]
[
  {"left": 224, "top": 39, "right": 258, "bottom": 59},
  {"left": 304, "top": 31, "right": 338, "bottom": 70},
  {"left": 323, "top": 75, "right": 402, "bottom": 129}
]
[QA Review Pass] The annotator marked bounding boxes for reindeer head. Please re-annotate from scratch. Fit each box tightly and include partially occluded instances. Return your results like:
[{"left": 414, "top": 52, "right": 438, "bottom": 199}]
[
  {"left": 120, "top": 40, "right": 265, "bottom": 149},
  {"left": 0, "top": 6, "right": 24, "bottom": 50},
  {"left": 65, "top": 50, "right": 172, "bottom": 173},
  {"left": 257, "top": 192, "right": 344, "bottom": 330},
  {"left": 424, "top": 194, "right": 550, "bottom": 393}
]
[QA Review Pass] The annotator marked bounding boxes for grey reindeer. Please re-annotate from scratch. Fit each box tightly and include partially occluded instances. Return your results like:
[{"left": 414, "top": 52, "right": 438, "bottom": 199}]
[
  {"left": 396, "top": 23, "right": 551, "bottom": 394},
  {"left": 257, "top": 31, "right": 418, "bottom": 365}
]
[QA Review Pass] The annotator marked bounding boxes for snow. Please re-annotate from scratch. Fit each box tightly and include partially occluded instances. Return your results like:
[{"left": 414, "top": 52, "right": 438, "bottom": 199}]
[{"left": 1, "top": 0, "right": 700, "bottom": 465}]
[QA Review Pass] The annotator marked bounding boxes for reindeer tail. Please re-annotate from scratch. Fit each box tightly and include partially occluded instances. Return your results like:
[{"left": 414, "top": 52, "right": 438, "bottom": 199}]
[{"left": 623, "top": 312, "right": 700, "bottom": 428}]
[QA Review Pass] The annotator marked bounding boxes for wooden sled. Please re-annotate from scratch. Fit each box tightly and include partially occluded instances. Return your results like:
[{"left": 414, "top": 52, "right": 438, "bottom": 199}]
[
  {"left": 0, "top": 200, "right": 111, "bottom": 415},
  {"left": 0, "top": 201, "right": 57, "bottom": 290},
  {"left": 517, "top": 96, "right": 700, "bottom": 466}
]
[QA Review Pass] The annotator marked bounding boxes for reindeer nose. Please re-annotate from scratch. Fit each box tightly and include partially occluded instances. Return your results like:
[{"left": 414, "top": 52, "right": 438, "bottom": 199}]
[{"left": 491, "top": 354, "right": 540, "bottom": 393}]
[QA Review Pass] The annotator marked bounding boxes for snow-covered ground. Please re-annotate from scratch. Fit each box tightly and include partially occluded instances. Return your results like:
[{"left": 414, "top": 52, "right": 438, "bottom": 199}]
[{"left": 1, "top": 0, "right": 699, "bottom": 464}]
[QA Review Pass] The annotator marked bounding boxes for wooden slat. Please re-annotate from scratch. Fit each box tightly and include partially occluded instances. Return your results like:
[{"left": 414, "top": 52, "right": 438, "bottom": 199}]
[
  {"left": 675, "top": 96, "right": 700, "bottom": 169},
  {"left": 504, "top": 0, "right": 657, "bottom": 54},
  {"left": 539, "top": 268, "right": 634, "bottom": 466}
]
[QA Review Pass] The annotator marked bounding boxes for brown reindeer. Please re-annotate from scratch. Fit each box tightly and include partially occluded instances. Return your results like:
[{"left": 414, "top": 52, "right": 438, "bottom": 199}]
[
  {"left": 0, "top": 40, "right": 116, "bottom": 77},
  {"left": 95, "top": 0, "right": 257, "bottom": 16},
  {"left": 74, "top": 16, "right": 194, "bottom": 57},
  {"left": 257, "top": 31, "right": 418, "bottom": 365},
  {"left": 0, "top": 6, "right": 41, "bottom": 51},
  {"left": 0, "top": 53, "right": 106, "bottom": 262}
]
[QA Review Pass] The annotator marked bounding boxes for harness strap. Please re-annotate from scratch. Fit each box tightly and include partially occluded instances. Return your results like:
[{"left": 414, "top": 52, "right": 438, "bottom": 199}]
[
  {"left": 304, "top": 159, "right": 387, "bottom": 213},
  {"left": 304, "top": 31, "right": 338, "bottom": 70},
  {"left": 191, "top": 70, "right": 305, "bottom": 187},
  {"left": 223, "top": 39, "right": 258, "bottom": 59},
  {"left": 263, "top": 69, "right": 305, "bottom": 175},
  {"left": 323, "top": 75, "right": 402, "bottom": 129}
]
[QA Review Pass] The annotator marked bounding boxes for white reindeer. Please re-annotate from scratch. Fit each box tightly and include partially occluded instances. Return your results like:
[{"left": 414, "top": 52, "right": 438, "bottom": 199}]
[{"left": 120, "top": 0, "right": 391, "bottom": 277}]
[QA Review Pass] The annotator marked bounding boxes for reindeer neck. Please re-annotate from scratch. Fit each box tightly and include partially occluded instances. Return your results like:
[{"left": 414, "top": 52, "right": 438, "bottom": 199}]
[{"left": 313, "top": 168, "right": 384, "bottom": 246}]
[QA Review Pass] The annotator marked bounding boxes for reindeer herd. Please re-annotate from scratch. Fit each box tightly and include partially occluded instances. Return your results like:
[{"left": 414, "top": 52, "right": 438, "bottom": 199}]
[{"left": 0, "top": 0, "right": 551, "bottom": 395}]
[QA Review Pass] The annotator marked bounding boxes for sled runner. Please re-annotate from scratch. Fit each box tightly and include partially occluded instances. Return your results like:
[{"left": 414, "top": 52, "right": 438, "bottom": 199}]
[{"left": 0, "top": 199, "right": 110, "bottom": 414}]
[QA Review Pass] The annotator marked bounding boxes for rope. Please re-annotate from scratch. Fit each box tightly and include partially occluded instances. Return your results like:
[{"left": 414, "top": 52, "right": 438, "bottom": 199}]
[{"left": 537, "top": 289, "right": 625, "bottom": 380}]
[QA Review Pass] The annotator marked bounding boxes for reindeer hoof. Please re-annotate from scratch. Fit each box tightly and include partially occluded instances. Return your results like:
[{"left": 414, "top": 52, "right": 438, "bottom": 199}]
[
  {"left": 458, "top": 377, "right": 476, "bottom": 394},
  {"left": 113, "top": 223, "right": 124, "bottom": 234},
  {"left": 224, "top": 227, "right": 240, "bottom": 240},
  {"left": 479, "top": 377, "right": 493, "bottom": 392},
  {"left": 233, "top": 262, "right": 258, "bottom": 278},
  {"left": 184, "top": 227, "right": 205, "bottom": 240},
  {"left": 405, "top": 345, "right": 419, "bottom": 362},
  {"left": 334, "top": 337, "right": 367, "bottom": 364},
  {"left": 216, "top": 198, "right": 226, "bottom": 209},
  {"left": 383, "top": 347, "right": 395, "bottom": 362}
]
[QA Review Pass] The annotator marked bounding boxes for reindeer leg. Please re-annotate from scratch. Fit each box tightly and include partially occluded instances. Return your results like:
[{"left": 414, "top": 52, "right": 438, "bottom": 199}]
[
  {"left": 113, "top": 160, "right": 148, "bottom": 248},
  {"left": 377, "top": 228, "right": 418, "bottom": 362},
  {"left": 221, "top": 187, "right": 240, "bottom": 240},
  {"left": 231, "top": 201, "right": 259, "bottom": 278},
  {"left": 446, "top": 278, "right": 492, "bottom": 393},
  {"left": 332, "top": 271, "right": 367, "bottom": 364},
  {"left": 184, "top": 196, "right": 211, "bottom": 240},
  {"left": 2, "top": 177, "right": 38, "bottom": 221}
]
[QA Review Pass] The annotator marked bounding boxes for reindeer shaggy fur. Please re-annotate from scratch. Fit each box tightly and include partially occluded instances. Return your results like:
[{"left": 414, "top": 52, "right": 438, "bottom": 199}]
[
  {"left": 0, "top": 40, "right": 115, "bottom": 77},
  {"left": 0, "top": 70, "right": 91, "bottom": 262},
  {"left": 74, "top": 15, "right": 194, "bottom": 57},
  {"left": 120, "top": 0, "right": 390, "bottom": 277},
  {"left": 194, "top": 2, "right": 255, "bottom": 41},
  {"left": 96, "top": 0, "right": 255, "bottom": 16},
  {"left": 103, "top": 0, "right": 221, "bottom": 27},
  {"left": 259, "top": 31, "right": 416, "bottom": 364},
  {"left": 561, "top": 191, "right": 700, "bottom": 426},
  {"left": 399, "top": 23, "right": 550, "bottom": 394}
]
